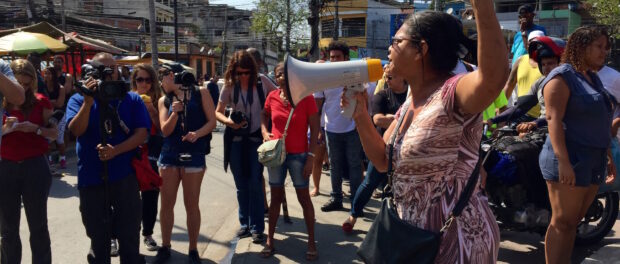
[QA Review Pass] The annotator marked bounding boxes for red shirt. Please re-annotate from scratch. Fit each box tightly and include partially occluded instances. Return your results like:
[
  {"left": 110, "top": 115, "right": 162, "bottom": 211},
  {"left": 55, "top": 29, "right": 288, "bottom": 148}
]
[
  {"left": 264, "top": 90, "right": 318, "bottom": 154},
  {"left": 1, "top": 93, "right": 52, "bottom": 161}
]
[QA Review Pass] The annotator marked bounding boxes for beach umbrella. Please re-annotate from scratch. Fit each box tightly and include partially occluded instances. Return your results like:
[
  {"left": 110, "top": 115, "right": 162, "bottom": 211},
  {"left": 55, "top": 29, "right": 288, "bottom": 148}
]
[{"left": 0, "top": 31, "right": 68, "bottom": 55}]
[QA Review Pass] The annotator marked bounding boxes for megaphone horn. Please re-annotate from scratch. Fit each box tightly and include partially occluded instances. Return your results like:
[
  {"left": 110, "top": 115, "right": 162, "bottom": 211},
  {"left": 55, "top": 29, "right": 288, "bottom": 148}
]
[{"left": 283, "top": 54, "right": 383, "bottom": 118}]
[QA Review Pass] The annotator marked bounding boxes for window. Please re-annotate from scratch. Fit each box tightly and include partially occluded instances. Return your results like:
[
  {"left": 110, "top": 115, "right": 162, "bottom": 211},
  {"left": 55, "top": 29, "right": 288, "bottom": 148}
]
[
  {"left": 341, "top": 17, "right": 365, "bottom": 37},
  {"left": 321, "top": 19, "right": 334, "bottom": 38}
]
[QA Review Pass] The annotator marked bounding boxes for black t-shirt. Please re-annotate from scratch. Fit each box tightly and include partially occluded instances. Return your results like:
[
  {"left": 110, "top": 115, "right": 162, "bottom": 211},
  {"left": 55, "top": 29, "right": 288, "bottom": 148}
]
[
  {"left": 371, "top": 88, "right": 407, "bottom": 135},
  {"left": 206, "top": 81, "right": 219, "bottom": 106}
]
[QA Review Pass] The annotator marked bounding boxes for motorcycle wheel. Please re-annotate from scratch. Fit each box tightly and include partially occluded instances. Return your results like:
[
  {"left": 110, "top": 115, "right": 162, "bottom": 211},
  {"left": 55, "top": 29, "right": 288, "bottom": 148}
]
[{"left": 575, "top": 192, "right": 619, "bottom": 246}]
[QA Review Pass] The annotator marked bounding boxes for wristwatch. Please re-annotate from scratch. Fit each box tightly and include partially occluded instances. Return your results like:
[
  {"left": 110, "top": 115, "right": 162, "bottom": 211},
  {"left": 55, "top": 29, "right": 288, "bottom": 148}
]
[{"left": 36, "top": 127, "right": 42, "bottom": 136}]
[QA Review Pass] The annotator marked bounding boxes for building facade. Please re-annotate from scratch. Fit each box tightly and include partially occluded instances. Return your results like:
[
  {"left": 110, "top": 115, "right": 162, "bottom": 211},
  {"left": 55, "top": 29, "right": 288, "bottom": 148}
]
[{"left": 319, "top": 0, "right": 412, "bottom": 60}]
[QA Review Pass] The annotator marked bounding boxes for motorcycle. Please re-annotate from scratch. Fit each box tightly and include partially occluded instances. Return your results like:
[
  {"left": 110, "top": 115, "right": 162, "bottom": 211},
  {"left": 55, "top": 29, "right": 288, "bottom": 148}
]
[{"left": 481, "top": 125, "right": 619, "bottom": 246}]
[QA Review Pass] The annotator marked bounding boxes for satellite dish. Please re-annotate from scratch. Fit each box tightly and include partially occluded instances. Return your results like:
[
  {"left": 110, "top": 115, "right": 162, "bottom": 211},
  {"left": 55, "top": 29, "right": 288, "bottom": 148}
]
[
  {"left": 200, "top": 46, "right": 205, "bottom": 53},
  {"left": 446, "top": 8, "right": 454, "bottom": 15}
]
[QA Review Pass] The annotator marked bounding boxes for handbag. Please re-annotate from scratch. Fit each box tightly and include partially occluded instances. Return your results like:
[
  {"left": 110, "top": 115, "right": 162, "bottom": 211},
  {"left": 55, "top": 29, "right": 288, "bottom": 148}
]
[
  {"left": 257, "top": 108, "right": 295, "bottom": 168},
  {"left": 357, "top": 101, "right": 482, "bottom": 264},
  {"left": 132, "top": 144, "right": 162, "bottom": 191}
]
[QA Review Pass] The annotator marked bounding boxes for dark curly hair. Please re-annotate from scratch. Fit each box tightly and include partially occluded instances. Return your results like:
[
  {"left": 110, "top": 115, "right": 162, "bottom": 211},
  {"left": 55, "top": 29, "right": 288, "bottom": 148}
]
[
  {"left": 224, "top": 50, "right": 258, "bottom": 88},
  {"left": 403, "top": 11, "right": 475, "bottom": 73},
  {"left": 562, "top": 25, "right": 610, "bottom": 72},
  {"left": 327, "top": 40, "right": 349, "bottom": 59}
]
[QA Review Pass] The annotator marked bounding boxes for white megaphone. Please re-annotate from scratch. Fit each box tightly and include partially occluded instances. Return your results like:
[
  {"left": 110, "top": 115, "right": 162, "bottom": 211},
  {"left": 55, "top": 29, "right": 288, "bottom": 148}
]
[{"left": 283, "top": 54, "right": 384, "bottom": 118}]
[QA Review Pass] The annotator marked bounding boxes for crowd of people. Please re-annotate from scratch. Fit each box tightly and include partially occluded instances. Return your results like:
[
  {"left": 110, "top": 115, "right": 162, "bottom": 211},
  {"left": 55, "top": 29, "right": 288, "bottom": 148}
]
[{"left": 0, "top": 1, "right": 619, "bottom": 263}]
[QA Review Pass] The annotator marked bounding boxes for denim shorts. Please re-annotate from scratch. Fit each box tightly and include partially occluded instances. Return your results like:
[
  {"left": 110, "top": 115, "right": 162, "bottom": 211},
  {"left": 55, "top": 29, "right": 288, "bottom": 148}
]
[
  {"left": 268, "top": 153, "right": 309, "bottom": 188},
  {"left": 539, "top": 138, "right": 607, "bottom": 187}
]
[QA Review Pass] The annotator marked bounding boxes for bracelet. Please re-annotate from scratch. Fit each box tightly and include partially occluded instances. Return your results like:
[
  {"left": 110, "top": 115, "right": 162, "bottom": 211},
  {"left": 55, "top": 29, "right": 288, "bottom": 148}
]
[{"left": 307, "top": 152, "right": 316, "bottom": 157}]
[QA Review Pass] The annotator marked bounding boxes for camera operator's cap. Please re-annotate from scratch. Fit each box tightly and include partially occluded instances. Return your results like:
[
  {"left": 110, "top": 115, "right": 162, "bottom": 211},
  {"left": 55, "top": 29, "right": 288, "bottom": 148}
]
[
  {"left": 161, "top": 62, "right": 184, "bottom": 74},
  {"left": 518, "top": 4, "right": 535, "bottom": 14}
]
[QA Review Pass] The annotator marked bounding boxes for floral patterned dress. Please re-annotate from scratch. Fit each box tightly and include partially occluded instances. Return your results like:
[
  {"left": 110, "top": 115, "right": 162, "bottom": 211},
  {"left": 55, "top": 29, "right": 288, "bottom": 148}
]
[{"left": 389, "top": 75, "right": 500, "bottom": 263}]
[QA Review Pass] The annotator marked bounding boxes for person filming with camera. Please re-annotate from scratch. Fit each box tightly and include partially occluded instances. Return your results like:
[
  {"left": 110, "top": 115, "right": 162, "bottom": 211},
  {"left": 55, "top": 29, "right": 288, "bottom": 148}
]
[
  {"left": 66, "top": 52, "right": 150, "bottom": 263},
  {"left": 153, "top": 63, "right": 216, "bottom": 264}
]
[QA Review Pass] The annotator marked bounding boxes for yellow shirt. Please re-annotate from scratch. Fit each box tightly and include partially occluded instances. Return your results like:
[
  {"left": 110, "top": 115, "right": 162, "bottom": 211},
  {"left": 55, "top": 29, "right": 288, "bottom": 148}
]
[{"left": 516, "top": 55, "right": 542, "bottom": 118}]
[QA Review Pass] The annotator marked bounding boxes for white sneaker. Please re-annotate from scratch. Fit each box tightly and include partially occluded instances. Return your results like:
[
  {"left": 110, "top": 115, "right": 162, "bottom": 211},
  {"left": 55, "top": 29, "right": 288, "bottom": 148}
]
[
  {"left": 110, "top": 239, "right": 119, "bottom": 257},
  {"left": 143, "top": 236, "right": 159, "bottom": 251}
]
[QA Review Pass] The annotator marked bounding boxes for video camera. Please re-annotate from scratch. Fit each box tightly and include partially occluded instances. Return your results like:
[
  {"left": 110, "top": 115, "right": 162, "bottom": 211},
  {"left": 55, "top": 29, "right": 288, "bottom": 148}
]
[
  {"left": 78, "top": 61, "right": 129, "bottom": 101},
  {"left": 174, "top": 70, "right": 197, "bottom": 89}
]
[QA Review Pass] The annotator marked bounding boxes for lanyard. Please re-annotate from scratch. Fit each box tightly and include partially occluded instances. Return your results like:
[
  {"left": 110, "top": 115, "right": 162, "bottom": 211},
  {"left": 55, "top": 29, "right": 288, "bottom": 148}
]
[{"left": 239, "top": 91, "right": 249, "bottom": 112}]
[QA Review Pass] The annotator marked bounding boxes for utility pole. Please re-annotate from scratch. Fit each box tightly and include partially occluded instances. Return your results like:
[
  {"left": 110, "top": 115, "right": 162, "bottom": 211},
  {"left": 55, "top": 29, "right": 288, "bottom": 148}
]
[
  {"left": 221, "top": 6, "right": 228, "bottom": 74},
  {"left": 61, "top": 0, "right": 66, "bottom": 32},
  {"left": 148, "top": 0, "right": 159, "bottom": 67},
  {"left": 174, "top": 0, "right": 179, "bottom": 61},
  {"left": 286, "top": 0, "right": 291, "bottom": 53},
  {"left": 334, "top": 0, "right": 339, "bottom": 40},
  {"left": 27, "top": 0, "right": 38, "bottom": 24},
  {"left": 308, "top": 0, "right": 320, "bottom": 62}
]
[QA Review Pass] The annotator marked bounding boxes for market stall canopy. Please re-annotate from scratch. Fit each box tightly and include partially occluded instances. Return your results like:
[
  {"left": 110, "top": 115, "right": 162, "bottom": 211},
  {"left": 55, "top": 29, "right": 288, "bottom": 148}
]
[
  {"left": 64, "top": 32, "right": 129, "bottom": 54},
  {"left": 0, "top": 22, "right": 128, "bottom": 55},
  {"left": 0, "top": 31, "right": 68, "bottom": 55},
  {"left": 116, "top": 56, "right": 196, "bottom": 75}
]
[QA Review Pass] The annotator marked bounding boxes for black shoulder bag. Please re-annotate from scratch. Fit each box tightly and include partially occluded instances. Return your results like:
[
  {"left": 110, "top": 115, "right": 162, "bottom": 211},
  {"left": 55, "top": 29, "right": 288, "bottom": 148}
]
[{"left": 357, "top": 101, "right": 482, "bottom": 264}]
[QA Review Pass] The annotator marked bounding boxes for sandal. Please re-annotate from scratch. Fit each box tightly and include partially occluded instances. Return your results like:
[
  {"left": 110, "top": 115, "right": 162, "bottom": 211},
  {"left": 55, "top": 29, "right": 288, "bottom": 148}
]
[
  {"left": 260, "top": 246, "right": 275, "bottom": 258},
  {"left": 306, "top": 250, "right": 318, "bottom": 261},
  {"left": 310, "top": 189, "right": 320, "bottom": 197}
]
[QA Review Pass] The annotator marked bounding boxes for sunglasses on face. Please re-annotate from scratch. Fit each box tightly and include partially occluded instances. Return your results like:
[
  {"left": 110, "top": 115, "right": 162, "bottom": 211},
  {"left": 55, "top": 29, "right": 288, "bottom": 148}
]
[
  {"left": 136, "top": 77, "right": 152, "bottom": 84},
  {"left": 237, "top": 71, "right": 251, "bottom": 76}
]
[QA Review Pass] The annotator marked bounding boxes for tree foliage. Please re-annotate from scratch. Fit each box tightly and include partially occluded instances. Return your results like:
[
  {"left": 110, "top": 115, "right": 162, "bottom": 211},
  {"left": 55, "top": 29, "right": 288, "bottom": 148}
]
[
  {"left": 584, "top": 0, "right": 620, "bottom": 39},
  {"left": 250, "top": 0, "right": 310, "bottom": 51}
]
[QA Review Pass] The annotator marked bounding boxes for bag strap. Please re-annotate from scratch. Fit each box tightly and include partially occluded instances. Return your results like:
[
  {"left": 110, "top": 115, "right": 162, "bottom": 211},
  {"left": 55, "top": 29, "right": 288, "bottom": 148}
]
[
  {"left": 386, "top": 100, "right": 411, "bottom": 191},
  {"left": 386, "top": 99, "right": 482, "bottom": 233},
  {"left": 281, "top": 107, "right": 295, "bottom": 141}
]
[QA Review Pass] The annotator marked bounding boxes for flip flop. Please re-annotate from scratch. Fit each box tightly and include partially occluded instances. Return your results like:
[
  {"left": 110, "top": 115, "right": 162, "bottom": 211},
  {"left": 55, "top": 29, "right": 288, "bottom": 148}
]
[
  {"left": 342, "top": 222, "right": 353, "bottom": 233},
  {"left": 310, "top": 190, "right": 320, "bottom": 197},
  {"left": 306, "top": 250, "right": 318, "bottom": 261},
  {"left": 260, "top": 246, "right": 275, "bottom": 258}
]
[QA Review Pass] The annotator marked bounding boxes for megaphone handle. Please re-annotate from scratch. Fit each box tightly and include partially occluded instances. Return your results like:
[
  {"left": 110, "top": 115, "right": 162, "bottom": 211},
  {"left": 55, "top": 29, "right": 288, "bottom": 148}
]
[{"left": 341, "top": 89, "right": 358, "bottom": 119}]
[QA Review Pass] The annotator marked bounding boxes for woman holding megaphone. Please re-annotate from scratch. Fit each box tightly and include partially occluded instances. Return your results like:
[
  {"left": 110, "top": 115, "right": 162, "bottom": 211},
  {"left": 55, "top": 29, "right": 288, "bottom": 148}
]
[{"left": 342, "top": 1, "right": 509, "bottom": 262}]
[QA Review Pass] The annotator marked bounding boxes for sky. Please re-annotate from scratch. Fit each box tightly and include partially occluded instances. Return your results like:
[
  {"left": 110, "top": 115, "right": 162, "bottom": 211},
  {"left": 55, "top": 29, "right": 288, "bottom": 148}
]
[{"left": 209, "top": 0, "right": 257, "bottom": 10}]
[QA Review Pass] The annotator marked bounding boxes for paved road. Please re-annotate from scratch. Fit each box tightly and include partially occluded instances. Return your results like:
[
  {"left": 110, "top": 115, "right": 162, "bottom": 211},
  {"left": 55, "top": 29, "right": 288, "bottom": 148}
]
[{"left": 13, "top": 131, "right": 620, "bottom": 263}]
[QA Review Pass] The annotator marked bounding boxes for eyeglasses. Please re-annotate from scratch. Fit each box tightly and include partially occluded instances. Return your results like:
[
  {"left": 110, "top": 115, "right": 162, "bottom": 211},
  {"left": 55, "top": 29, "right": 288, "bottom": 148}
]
[
  {"left": 136, "top": 77, "right": 152, "bottom": 84},
  {"left": 237, "top": 71, "right": 251, "bottom": 76},
  {"left": 391, "top": 36, "right": 420, "bottom": 48}
]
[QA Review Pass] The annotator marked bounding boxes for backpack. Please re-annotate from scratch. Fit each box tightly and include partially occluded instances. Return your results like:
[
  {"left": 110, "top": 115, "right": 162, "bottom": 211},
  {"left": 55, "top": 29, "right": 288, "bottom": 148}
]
[
  {"left": 232, "top": 76, "right": 266, "bottom": 109},
  {"left": 164, "top": 86, "right": 213, "bottom": 155}
]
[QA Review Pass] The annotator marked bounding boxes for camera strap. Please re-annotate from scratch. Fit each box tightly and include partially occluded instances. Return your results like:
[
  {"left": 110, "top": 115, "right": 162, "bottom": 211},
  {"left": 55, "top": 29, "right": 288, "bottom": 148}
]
[{"left": 104, "top": 100, "right": 130, "bottom": 137}]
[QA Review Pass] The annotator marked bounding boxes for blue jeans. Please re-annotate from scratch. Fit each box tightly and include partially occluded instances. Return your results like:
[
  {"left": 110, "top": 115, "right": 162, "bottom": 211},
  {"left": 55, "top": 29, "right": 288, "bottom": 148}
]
[
  {"left": 268, "top": 153, "right": 310, "bottom": 188},
  {"left": 230, "top": 140, "right": 265, "bottom": 234},
  {"left": 326, "top": 130, "right": 363, "bottom": 202},
  {"left": 350, "top": 162, "right": 386, "bottom": 217}
]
